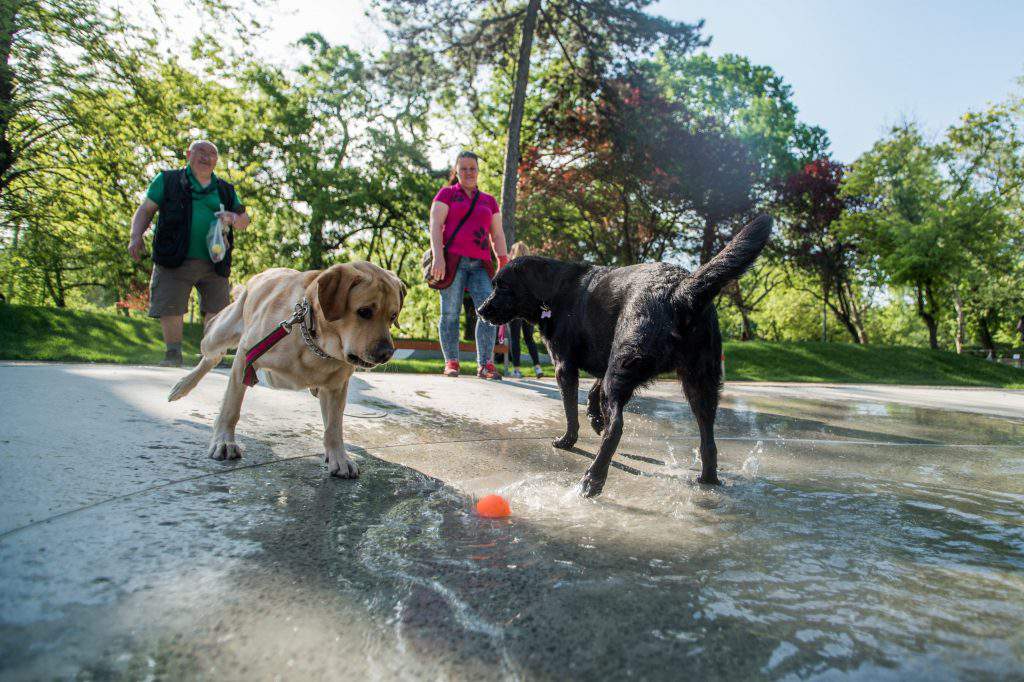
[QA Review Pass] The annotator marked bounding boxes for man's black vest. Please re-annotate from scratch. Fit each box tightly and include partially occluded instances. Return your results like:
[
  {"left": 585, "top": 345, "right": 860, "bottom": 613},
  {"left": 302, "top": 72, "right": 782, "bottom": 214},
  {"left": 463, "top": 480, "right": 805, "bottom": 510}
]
[{"left": 152, "top": 169, "right": 236, "bottom": 277}]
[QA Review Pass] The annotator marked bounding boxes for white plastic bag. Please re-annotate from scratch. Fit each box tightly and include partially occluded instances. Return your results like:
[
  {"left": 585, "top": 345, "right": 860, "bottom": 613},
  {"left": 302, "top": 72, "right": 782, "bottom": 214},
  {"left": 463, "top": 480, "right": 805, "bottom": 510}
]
[{"left": 207, "top": 203, "right": 227, "bottom": 262}]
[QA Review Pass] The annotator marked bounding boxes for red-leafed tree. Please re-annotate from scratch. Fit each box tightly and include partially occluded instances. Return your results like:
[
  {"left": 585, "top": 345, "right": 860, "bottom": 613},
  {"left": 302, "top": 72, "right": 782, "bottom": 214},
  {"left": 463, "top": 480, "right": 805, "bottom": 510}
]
[
  {"left": 775, "top": 158, "right": 869, "bottom": 343},
  {"left": 517, "top": 73, "right": 758, "bottom": 266}
]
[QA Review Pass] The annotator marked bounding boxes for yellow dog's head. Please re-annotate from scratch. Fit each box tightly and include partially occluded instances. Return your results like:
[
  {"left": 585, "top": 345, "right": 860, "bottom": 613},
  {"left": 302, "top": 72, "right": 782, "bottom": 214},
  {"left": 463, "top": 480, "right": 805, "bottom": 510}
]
[{"left": 305, "top": 261, "right": 405, "bottom": 368}]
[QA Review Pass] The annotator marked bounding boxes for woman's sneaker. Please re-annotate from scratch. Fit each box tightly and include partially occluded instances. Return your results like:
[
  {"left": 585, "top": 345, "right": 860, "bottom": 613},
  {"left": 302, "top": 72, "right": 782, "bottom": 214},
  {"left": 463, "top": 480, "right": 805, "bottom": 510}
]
[
  {"left": 477, "top": 363, "right": 502, "bottom": 380},
  {"left": 511, "top": 367, "right": 523, "bottom": 379},
  {"left": 534, "top": 364, "right": 544, "bottom": 378},
  {"left": 443, "top": 360, "right": 460, "bottom": 377}
]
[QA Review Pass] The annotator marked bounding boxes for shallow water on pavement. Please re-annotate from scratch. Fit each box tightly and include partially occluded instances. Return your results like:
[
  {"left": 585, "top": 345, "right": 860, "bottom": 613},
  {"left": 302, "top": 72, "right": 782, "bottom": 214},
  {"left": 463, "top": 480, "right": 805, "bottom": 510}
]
[{"left": 1, "top": 367, "right": 1023, "bottom": 679}]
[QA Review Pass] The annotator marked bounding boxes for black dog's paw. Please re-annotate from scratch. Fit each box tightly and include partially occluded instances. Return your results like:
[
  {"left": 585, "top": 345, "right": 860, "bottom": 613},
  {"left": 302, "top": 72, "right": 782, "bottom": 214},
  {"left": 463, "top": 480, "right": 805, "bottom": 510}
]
[
  {"left": 697, "top": 472, "right": 722, "bottom": 486},
  {"left": 587, "top": 407, "right": 605, "bottom": 435},
  {"left": 552, "top": 432, "right": 578, "bottom": 450},
  {"left": 577, "top": 471, "right": 606, "bottom": 498}
]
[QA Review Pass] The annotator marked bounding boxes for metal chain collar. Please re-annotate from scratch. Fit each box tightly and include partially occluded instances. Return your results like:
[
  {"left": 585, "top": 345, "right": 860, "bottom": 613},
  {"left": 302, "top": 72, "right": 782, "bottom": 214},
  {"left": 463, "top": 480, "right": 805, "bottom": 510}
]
[{"left": 281, "top": 298, "right": 335, "bottom": 361}]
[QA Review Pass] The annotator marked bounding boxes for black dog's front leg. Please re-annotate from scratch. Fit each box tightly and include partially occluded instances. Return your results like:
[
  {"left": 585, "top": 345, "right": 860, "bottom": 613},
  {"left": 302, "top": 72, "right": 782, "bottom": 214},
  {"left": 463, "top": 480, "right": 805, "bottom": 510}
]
[
  {"left": 552, "top": 363, "right": 579, "bottom": 449},
  {"left": 586, "top": 379, "right": 605, "bottom": 434},
  {"left": 579, "top": 397, "right": 624, "bottom": 497}
]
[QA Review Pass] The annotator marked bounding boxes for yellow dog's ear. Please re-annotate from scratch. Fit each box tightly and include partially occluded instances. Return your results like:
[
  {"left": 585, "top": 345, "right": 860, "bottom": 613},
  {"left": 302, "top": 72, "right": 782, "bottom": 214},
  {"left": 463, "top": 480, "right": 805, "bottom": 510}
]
[{"left": 313, "top": 264, "right": 364, "bottom": 322}]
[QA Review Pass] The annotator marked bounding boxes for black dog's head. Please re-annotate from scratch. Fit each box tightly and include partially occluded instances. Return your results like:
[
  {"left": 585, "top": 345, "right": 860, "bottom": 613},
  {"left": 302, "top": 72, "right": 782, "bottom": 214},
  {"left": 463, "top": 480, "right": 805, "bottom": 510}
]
[{"left": 478, "top": 256, "right": 559, "bottom": 326}]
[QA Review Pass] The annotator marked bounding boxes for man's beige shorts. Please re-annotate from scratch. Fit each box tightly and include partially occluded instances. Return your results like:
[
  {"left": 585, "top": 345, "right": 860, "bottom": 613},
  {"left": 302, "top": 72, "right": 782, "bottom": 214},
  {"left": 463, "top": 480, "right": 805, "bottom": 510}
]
[{"left": 148, "top": 259, "right": 230, "bottom": 318}]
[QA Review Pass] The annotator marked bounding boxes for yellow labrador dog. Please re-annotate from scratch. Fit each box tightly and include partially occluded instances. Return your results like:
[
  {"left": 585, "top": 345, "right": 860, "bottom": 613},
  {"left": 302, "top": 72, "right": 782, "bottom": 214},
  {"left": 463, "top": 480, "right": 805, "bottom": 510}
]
[{"left": 168, "top": 261, "right": 405, "bottom": 478}]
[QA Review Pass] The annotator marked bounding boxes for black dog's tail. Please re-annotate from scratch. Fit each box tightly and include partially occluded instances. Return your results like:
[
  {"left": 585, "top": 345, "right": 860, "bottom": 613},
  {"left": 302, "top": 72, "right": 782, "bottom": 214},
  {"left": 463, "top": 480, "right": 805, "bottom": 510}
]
[{"left": 675, "top": 214, "right": 773, "bottom": 312}]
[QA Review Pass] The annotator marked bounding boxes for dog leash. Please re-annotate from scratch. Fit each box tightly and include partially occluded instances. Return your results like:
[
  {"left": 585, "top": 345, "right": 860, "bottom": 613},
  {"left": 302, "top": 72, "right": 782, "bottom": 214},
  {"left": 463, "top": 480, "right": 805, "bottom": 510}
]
[{"left": 242, "top": 298, "right": 333, "bottom": 387}]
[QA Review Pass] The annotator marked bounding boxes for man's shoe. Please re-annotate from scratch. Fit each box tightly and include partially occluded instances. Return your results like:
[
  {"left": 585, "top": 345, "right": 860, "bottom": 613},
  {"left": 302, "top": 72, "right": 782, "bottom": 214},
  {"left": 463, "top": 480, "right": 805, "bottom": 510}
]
[
  {"left": 159, "top": 349, "right": 183, "bottom": 367},
  {"left": 443, "top": 360, "right": 460, "bottom": 377},
  {"left": 477, "top": 363, "right": 502, "bottom": 380},
  {"left": 511, "top": 367, "right": 523, "bottom": 378},
  {"left": 534, "top": 364, "right": 544, "bottom": 378}
]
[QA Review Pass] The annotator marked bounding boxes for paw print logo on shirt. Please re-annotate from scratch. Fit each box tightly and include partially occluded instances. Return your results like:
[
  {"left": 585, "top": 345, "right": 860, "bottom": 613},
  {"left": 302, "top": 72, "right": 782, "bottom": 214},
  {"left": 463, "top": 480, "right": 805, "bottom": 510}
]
[{"left": 474, "top": 227, "right": 488, "bottom": 249}]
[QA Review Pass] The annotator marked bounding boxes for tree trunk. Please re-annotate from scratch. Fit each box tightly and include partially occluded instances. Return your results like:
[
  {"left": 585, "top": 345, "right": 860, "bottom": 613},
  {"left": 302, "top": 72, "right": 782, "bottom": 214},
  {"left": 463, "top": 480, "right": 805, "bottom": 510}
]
[
  {"left": 978, "top": 309, "right": 997, "bottom": 360},
  {"left": 499, "top": 0, "right": 540, "bottom": 248},
  {"left": 54, "top": 265, "right": 66, "bottom": 308},
  {"left": 832, "top": 281, "right": 864, "bottom": 344},
  {"left": 699, "top": 215, "right": 716, "bottom": 265},
  {"left": 726, "top": 283, "right": 754, "bottom": 340},
  {"left": 0, "top": 0, "right": 17, "bottom": 198},
  {"left": 308, "top": 212, "right": 326, "bottom": 270},
  {"left": 840, "top": 279, "right": 868, "bottom": 343},
  {"left": 739, "top": 309, "right": 753, "bottom": 341},
  {"left": 43, "top": 269, "right": 64, "bottom": 307},
  {"left": 821, "top": 286, "right": 828, "bottom": 343},
  {"left": 915, "top": 282, "right": 939, "bottom": 350},
  {"left": 952, "top": 287, "right": 965, "bottom": 354},
  {"left": 833, "top": 305, "right": 861, "bottom": 344}
]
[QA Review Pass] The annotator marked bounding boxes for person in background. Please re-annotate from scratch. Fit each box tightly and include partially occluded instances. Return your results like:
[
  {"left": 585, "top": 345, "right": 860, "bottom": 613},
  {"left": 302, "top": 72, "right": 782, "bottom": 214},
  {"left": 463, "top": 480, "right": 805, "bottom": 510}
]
[
  {"left": 128, "top": 140, "right": 249, "bottom": 367},
  {"left": 505, "top": 241, "right": 544, "bottom": 379},
  {"left": 428, "top": 150, "right": 508, "bottom": 379}
]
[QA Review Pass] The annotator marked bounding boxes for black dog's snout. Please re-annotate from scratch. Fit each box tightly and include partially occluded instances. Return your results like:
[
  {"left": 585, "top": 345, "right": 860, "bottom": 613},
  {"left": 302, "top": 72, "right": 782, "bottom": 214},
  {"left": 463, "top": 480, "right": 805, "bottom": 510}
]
[{"left": 477, "top": 295, "right": 499, "bottom": 321}]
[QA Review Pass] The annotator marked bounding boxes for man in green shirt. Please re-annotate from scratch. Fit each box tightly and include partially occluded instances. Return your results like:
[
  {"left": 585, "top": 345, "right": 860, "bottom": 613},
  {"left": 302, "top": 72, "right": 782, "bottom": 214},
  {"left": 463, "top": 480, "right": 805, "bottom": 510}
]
[{"left": 128, "top": 140, "right": 250, "bottom": 366}]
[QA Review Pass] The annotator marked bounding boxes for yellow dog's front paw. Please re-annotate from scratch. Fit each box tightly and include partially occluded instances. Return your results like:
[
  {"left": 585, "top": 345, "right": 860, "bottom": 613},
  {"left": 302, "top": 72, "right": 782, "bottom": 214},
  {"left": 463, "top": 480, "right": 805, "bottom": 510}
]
[
  {"left": 326, "top": 450, "right": 359, "bottom": 478},
  {"left": 208, "top": 438, "right": 243, "bottom": 461}
]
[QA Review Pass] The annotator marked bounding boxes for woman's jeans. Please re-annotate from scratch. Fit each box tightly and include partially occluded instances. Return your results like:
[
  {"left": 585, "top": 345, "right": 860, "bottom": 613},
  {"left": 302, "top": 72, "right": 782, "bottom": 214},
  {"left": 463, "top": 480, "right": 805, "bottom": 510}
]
[
  {"left": 438, "top": 257, "right": 496, "bottom": 366},
  {"left": 509, "top": 319, "right": 541, "bottom": 367}
]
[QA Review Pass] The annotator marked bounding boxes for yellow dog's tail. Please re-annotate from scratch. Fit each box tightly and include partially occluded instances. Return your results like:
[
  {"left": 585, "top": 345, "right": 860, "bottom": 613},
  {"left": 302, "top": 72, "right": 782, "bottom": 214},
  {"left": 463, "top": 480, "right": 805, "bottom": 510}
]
[{"left": 168, "top": 286, "right": 247, "bottom": 401}]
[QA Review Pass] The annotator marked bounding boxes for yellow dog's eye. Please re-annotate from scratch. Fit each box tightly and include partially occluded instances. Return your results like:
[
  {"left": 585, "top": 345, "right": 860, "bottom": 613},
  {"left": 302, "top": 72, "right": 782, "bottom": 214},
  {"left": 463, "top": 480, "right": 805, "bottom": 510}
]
[{"left": 357, "top": 307, "right": 373, "bottom": 320}]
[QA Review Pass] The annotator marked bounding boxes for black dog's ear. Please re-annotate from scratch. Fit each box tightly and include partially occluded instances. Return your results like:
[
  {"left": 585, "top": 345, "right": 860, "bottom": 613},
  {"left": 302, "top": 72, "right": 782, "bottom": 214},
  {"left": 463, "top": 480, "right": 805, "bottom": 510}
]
[
  {"left": 516, "top": 256, "right": 556, "bottom": 305},
  {"left": 512, "top": 256, "right": 552, "bottom": 303}
]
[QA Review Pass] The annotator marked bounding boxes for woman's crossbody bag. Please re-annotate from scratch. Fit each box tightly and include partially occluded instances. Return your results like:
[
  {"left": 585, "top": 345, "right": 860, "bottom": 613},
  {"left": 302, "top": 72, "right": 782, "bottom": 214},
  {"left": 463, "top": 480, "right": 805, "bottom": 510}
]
[{"left": 421, "top": 189, "right": 480, "bottom": 290}]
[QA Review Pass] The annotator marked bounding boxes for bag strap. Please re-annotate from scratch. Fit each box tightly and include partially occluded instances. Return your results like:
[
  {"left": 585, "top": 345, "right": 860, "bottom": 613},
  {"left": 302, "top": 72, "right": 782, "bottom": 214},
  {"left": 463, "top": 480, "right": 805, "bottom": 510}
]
[
  {"left": 216, "top": 179, "right": 232, "bottom": 212},
  {"left": 442, "top": 189, "right": 480, "bottom": 250}
]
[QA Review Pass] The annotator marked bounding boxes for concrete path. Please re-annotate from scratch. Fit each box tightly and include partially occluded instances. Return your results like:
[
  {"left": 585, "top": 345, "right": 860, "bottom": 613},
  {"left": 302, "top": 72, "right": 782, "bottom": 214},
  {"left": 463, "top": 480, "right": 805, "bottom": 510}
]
[{"left": 1, "top": 363, "right": 1022, "bottom": 680}]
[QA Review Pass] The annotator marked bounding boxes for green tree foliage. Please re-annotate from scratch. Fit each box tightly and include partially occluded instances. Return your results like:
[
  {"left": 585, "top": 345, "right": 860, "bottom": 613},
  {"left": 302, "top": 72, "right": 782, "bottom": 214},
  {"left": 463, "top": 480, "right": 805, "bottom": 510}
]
[
  {"left": 650, "top": 53, "right": 828, "bottom": 184},
  {"left": 0, "top": 0, "right": 146, "bottom": 304},
  {"left": 839, "top": 124, "right": 952, "bottom": 349},
  {"left": 3, "top": 0, "right": 1022, "bottom": 357},
  {"left": 0, "top": 17, "right": 438, "bottom": 309},
  {"left": 645, "top": 52, "right": 830, "bottom": 339},
  {"left": 941, "top": 102, "right": 1024, "bottom": 354},
  {"left": 372, "top": 0, "right": 705, "bottom": 246},
  {"left": 841, "top": 117, "right": 1023, "bottom": 352},
  {"left": 238, "top": 33, "right": 434, "bottom": 270}
]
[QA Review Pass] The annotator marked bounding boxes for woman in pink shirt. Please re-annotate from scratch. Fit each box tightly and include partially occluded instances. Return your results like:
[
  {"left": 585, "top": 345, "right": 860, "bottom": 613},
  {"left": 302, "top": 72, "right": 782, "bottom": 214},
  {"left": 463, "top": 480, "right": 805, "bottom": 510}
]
[{"left": 428, "top": 151, "right": 509, "bottom": 379}]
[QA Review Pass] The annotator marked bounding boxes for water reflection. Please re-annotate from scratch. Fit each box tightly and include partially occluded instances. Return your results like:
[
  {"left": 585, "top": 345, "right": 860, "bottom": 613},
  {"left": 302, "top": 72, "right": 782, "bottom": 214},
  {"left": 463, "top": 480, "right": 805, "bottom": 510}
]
[{"left": 3, "top": 374, "right": 1023, "bottom": 679}]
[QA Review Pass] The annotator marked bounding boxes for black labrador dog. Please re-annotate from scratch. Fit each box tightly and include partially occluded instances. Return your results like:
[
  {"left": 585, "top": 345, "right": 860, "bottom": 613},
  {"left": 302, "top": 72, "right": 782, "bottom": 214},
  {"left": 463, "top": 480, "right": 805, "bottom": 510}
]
[{"left": 478, "top": 214, "right": 772, "bottom": 497}]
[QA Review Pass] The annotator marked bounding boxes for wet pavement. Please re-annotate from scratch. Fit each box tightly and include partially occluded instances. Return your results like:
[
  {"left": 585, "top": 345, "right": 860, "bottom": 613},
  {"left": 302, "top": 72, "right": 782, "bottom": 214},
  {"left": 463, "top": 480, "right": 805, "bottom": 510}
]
[{"left": 1, "top": 362, "right": 1023, "bottom": 680}]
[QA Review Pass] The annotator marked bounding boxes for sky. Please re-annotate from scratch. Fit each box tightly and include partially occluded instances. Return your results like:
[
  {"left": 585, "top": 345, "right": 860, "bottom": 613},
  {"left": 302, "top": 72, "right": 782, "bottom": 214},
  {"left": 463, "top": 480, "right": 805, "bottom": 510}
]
[
  {"left": 653, "top": 0, "right": 1024, "bottom": 162},
  {"left": 168, "top": 0, "right": 1024, "bottom": 164}
]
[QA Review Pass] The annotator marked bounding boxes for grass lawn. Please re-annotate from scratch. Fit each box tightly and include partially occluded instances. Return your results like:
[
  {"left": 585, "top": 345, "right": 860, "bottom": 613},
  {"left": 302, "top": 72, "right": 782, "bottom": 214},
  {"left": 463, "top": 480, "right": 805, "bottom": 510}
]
[
  {"left": 722, "top": 340, "right": 1024, "bottom": 387},
  {"left": 0, "top": 304, "right": 205, "bottom": 365},
  {"left": 2, "top": 304, "right": 1022, "bottom": 388}
]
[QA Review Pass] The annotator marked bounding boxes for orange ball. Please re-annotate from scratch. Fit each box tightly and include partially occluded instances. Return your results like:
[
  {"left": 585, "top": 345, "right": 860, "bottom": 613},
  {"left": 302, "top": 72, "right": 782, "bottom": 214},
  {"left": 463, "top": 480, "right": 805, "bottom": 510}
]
[{"left": 475, "top": 494, "right": 511, "bottom": 518}]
